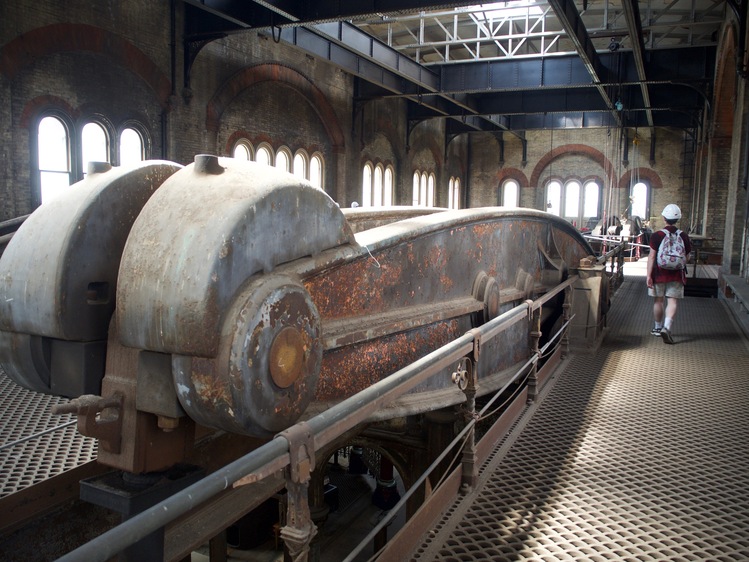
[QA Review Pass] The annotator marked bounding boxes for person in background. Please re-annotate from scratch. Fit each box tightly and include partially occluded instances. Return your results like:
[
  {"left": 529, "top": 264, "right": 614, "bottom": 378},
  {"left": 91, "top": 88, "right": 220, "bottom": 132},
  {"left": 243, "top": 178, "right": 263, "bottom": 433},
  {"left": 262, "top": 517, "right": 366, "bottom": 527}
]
[{"left": 646, "top": 204, "right": 691, "bottom": 344}]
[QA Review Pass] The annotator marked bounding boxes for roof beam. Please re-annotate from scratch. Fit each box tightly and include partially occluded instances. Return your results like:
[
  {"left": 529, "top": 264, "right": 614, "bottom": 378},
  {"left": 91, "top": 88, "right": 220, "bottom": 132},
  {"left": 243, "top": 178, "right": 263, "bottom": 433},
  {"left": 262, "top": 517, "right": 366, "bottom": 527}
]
[
  {"left": 621, "top": 0, "right": 654, "bottom": 128},
  {"left": 545, "top": 0, "right": 620, "bottom": 126}
]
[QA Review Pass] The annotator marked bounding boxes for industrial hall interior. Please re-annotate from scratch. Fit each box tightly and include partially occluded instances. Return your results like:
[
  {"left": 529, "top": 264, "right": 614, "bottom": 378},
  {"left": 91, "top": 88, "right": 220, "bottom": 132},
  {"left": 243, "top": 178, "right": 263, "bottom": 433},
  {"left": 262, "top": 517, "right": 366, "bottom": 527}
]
[{"left": 1, "top": 0, "right": 749, "bottom": 561}]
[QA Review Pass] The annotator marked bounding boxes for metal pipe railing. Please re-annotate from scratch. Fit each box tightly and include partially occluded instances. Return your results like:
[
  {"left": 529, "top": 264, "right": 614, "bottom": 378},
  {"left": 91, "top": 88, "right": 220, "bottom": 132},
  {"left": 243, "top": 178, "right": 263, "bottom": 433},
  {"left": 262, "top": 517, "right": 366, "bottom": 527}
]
[{"left": 57, "top": 275, "right": 579, "bottom": 562}]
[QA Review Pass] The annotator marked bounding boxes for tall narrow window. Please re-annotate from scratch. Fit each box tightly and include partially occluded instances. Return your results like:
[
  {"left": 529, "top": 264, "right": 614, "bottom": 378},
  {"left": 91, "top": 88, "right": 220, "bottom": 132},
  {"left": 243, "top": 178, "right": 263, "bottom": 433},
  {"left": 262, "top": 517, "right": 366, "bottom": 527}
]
[
  {"left": 546, "top": 180, "right": 561, "bottom": 216},
  {"left": 412, "top": 172, "right": 420, "bottom": 206},
  {"left": 583, "top": 181, "right": 601, "bottom": 228},
  {"left": 362, "top": 163, "right": 373, "bottom": 207},
  {"left": 81, "top": 122, "right": 108, "bottom": 175},
  {"left": 501, "top": 180, "right": 519, "bottom": 207},
  {"left": 120, "top": 128, "right": 144, "bottom": 166},
  {"left": 631, "top": 181, "right": 649, "bottom": 219},
  {"left": 38, "top": 116, "right": 71, "bottom": 204},
  {"left": 427, "top": 173, "right": 435, "bottom": 207},
  {"left": 563, "top": 181, "right": 581, "bottom": 224},
  {"left": 448, "top": 178, "right": 461, "bottom": 209},
  {"left": 293, "top": 152, "right": 307, "bottom": 179},
  {"left": 310, "top": 154, "right": 323, "bottom": 188},
  {"left": 373, "top": 165, "right": 384, "bottom": 206},
  {"left": 384, "top": 167, "right": 394, "bottom": 206}
]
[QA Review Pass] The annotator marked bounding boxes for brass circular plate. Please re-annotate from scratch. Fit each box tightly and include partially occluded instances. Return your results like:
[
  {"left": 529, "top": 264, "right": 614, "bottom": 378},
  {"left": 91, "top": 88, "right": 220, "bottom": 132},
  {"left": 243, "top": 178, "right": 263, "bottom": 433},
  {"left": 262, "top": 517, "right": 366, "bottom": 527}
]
[{"left": 269, "top": 326, "right": 305, "bottom": 389}]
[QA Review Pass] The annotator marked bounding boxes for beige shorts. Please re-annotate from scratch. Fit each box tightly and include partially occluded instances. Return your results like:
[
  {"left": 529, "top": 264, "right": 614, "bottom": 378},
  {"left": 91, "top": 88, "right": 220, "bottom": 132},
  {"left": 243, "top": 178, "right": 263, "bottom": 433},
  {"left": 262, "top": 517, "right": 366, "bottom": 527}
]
[{"left": 648, "top": 281, "right": 684, "bottom": 298}]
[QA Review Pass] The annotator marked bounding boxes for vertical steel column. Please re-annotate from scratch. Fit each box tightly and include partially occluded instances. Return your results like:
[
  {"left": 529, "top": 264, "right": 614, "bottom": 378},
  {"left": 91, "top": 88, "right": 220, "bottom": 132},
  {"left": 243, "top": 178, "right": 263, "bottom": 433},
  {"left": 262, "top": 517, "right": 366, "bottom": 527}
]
[
  {"left": 527, "top": 307, "right": 542, "bottom": 403},
  {"left": 562, "top": 285, "right": 573, "bottom": 358}
]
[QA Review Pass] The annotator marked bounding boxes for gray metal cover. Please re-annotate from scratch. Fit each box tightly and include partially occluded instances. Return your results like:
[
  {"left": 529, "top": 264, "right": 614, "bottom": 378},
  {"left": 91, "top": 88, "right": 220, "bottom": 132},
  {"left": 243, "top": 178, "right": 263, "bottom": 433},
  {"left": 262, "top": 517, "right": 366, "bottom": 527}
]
[
  {"left": 0, "top": 161, "right": 182, "bottom": 341},
  {"left": 116, "top": 155, "right": 355, "bottom": 358}
]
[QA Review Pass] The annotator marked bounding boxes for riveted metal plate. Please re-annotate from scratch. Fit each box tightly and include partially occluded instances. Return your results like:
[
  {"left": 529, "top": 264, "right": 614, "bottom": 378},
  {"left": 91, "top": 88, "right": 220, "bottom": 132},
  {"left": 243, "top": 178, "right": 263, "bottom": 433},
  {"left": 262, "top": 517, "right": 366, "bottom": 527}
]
[{"left": 413, "top": 275, "right": 749, "bottom": 561}]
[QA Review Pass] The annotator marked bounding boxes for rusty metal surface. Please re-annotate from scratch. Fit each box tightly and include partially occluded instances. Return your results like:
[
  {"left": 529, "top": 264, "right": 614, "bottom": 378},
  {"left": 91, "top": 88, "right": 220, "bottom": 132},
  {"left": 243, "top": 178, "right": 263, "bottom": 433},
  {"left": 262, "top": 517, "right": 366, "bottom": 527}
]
[
  {"left": 172, "top": 274, "right": 323, "bottom": 437},
  {"left": 305, "top": 209, "right": 594, "bottom": 408}
]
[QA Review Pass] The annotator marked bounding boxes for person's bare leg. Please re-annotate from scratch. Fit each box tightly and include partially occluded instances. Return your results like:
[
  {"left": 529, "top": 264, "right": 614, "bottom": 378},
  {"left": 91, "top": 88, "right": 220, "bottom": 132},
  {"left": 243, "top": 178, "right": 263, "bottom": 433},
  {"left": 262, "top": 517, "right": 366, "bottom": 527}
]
[
  {"left": 653, "top": 296, "right": 664, "bottom": 324},
  {"left": 664, "top": 297, "right": 678, "bottom": 330}
]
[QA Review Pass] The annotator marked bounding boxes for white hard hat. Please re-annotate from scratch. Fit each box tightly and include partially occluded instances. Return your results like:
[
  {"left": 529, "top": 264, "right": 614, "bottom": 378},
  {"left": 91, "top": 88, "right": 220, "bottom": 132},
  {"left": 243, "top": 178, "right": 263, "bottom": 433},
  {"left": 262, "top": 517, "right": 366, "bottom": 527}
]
[{"left": 662, "top": 204, "right": 681, "bottom": 220}]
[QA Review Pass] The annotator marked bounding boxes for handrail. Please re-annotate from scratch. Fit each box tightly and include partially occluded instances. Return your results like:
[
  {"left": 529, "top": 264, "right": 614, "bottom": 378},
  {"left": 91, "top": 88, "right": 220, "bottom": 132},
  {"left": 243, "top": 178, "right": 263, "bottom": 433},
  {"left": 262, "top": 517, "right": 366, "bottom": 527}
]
[
  {"left": 56, "top": 275, "right": 579, "bottom": 562},
  {"left": 343, "top": 312, "right": 575, "bottom": 562}
]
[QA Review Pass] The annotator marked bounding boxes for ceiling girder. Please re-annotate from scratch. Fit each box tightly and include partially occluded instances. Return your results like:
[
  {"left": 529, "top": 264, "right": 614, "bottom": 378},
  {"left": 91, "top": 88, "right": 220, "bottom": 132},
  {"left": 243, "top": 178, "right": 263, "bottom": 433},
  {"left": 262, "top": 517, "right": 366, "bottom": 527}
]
[
  {"left": 184, "top": 0, "right": 514, "bottom": 29},
  {"left": 438, "top": 48, "right": 715, "bottom": 93},
  {"left": 182, "top": 0, "right": 717, "bottom": 134},
  {"left": 545, "top": 0, "right": 620, "bottom": 126},
  {"left": 621, "top": 0, "right": 654, "bottom": 128}
]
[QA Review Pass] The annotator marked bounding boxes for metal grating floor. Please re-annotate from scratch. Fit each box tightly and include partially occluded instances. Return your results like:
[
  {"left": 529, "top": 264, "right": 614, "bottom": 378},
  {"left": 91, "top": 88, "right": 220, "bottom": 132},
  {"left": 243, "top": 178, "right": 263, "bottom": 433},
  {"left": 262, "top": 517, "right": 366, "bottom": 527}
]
[
  {"left": 412, "top": 272, "right": 749, "bottom": 561},
  {"left": 0, "top": 371, "right": 97, "bottom": 498}
]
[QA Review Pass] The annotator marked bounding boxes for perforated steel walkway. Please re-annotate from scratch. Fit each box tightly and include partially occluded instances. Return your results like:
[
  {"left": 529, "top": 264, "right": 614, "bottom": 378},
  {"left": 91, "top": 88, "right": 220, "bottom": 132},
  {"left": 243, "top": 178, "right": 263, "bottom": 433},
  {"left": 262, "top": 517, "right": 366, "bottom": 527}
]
[
  {"left": 0, "top": 378, "right": 96, "bottom": 501},
  {"left": 412, "top": 272, "right": 749, "bottom": 561}
]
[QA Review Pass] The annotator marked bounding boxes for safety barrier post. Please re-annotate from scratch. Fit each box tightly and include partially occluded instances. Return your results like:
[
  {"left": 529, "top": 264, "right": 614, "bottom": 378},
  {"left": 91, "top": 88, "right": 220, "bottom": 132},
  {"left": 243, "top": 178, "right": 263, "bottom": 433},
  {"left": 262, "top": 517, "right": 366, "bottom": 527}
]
[
  {"left": 454, "top": 351, "right": 478, "bottom": 493},
  {"left": 562, "top": 285, "right": 572, "bottom": 358},
  {"left": 278, "top": 423, "right": 317, "bottom": 562},
  {"left": 527, "top": 306, "right": 542, "bottom": 403}
]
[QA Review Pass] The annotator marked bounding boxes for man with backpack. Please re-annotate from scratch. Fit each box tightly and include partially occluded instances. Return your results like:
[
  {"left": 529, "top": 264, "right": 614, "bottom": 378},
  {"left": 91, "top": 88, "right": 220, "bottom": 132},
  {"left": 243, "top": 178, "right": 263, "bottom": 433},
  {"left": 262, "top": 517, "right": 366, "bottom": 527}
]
[{"left": 646, "top": 204, "right": 692, "bottom": 344}]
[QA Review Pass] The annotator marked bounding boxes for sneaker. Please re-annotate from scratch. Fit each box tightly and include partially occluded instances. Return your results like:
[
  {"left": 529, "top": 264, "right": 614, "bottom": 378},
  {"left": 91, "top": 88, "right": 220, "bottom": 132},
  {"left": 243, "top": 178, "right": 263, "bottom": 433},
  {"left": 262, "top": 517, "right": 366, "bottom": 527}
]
[
  {"left": 660, "top": 328, "right": 674, "bottom": 344},
  {"left": 650, "top": 327, "right": 662, "bottom": 336}
]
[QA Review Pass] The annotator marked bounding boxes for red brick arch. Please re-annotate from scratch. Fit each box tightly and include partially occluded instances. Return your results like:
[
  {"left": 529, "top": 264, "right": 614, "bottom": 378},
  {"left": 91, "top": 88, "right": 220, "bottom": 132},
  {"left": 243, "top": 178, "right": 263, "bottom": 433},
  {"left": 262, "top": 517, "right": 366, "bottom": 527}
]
[
  {"left": 618, "top": 168, "right": 663, "bottom": 190},
  {"left": 530, "top": 143, "right": 616, "bottom": 187},
  {"left": 206, "top": 63, "right": 345, "bottom": 152},
  {"left": 496, "top": 167, "right": 530, "bottom": 187},
  {"left": 0, "top": 24, "right": 171, "bottom": 109},
  {"left": 19, "top": 96, "right": 77, "bottom": 128}
]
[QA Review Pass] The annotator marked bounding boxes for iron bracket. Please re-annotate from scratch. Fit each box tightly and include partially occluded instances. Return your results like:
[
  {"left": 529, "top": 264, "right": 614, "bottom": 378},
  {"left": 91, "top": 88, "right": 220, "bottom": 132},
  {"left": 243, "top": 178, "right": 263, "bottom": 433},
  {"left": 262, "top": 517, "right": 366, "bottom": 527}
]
[{"left": 278, "top": 421, "right": 316, "bottom": 484}]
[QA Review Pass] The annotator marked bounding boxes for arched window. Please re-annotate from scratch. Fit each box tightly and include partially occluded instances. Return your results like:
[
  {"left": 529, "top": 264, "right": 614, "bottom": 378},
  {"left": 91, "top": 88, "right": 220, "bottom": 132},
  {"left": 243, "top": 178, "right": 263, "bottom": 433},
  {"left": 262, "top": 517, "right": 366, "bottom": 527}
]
[
  {"left": 81, "top": 122, "right": 108, "bottom": 176},
  {"left": 412, "top": 170, "right": 435, "bottom": 207},
  {"left": 310, "top": 154, "right": 323, "bottom": 189},
  {"left": 293, "top": 151, "right": 308, "bottom": 179},
  {"left": 631, "top": 181, "right": 649, "bottom": 220},
  {"left": 276, "top": 147, "right": 292, "bottom": 173},
  {"left": 501, "top": 179, "right": 519, "bottom": 207},
  {"left": 373, "top": 164, "right": 383, "bottom": 205},
  {"left": 233, "top": 141, "right": 253, "bottom": 161},
  {"left": 545, "top": 180, "right": 562, "bottom": 216},
  {"left": 362, "top": 162, "right": 392, "bottom": 206},
  {"left": 120, "top": 128, "right": 144, "bottom": 166},
  {"left": 38, "top": 116, "right": 71, "bottom": 204},
  {"left": 362, "top": 162, "right": 373, "bottom": 207},
  {"left": 384, "top": 166, "right": 394, "bottom": 206},
  {"left": 563, "top": 181, "right": 581, "bottom": 224},
  {"left": 448, "top": 177, "right": 461, "bottom": 209},
  {"left": 546, "top": 179, "right": 601, "bottom": 227},
  {"left": 583, "top": 180, "right": 601, "bottom": 227},
  {"left": 256, "top": 144, "right": 273, "bottom": 167}
]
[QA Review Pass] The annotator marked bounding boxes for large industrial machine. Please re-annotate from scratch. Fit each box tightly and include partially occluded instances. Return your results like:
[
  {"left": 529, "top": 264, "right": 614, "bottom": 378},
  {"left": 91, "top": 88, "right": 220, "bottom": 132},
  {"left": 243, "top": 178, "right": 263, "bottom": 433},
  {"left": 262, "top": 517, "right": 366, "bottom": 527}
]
[{"left": 0, "top": 156, "right": 604, "bottom": 558}]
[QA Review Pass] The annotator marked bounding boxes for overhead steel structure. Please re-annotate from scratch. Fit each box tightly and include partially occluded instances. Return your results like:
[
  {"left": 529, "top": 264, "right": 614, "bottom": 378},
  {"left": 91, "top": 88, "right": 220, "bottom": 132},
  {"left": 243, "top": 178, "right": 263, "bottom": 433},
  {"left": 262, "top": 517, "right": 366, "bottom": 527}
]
[{"left": 182, "top": 0, "right": 725, "bottom": 135}]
